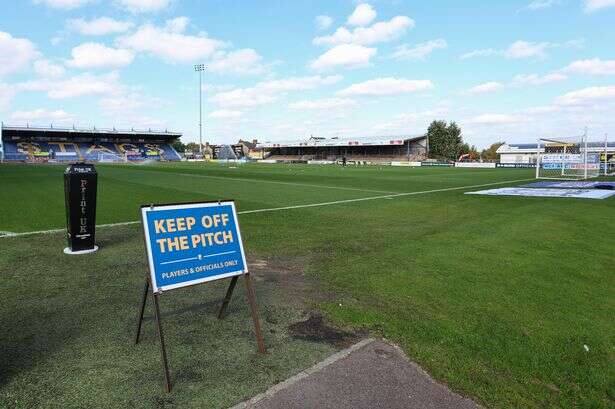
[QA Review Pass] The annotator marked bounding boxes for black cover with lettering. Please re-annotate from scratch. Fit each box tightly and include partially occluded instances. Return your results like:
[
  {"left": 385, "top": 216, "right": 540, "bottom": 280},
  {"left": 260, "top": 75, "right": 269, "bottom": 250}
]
[{"left": 64, "top": 163, "right": 97, "bottom": 252}]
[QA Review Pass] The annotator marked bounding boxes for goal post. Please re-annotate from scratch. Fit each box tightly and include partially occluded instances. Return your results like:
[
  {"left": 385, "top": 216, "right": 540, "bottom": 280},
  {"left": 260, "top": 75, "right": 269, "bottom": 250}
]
[
  {"left": 602, "top": 134, "right": 615, "bottom": 176},
  {"left": 536, "top": 133, "right": 601, "bottom": 180}
]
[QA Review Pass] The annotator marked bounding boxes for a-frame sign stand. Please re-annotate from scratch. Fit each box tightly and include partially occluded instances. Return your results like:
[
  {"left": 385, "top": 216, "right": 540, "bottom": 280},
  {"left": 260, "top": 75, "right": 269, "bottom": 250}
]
[
  {"left": 134, "top": 272, "right": 267, "bottom": 393},
  {"left": 134, "top": 201, "right": 266, "bottom": 393},
  {"left": 134, "top": 276, "right": 172, "bottom": 393}
]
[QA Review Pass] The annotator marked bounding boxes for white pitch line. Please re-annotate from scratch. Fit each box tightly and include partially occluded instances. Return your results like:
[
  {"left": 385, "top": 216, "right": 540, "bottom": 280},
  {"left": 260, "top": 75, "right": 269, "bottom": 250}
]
[
  {"left": 0, "top": 178, "right": 533, "bottom": 239},
  {"left": 238, "top": 178, "right": 533, "bottom": 215},
  {"left": 108, "top": 167, "right": 397, "bottom": 195}
]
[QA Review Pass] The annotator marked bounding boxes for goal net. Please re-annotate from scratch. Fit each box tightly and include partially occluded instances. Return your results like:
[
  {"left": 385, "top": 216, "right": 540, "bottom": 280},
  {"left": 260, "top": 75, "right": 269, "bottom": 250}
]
[
  {"left": 536, "top": 135, "right": 601, "bottom": 180},
  {"left": 601, "top": 137, "right": 615, "bottom": 176}
]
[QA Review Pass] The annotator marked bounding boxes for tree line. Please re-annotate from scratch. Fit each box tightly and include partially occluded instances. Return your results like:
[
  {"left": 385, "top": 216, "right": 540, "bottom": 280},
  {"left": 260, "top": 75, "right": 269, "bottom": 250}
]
[{"left": 426, "top": 120, "right": 503, "bottom": 162}]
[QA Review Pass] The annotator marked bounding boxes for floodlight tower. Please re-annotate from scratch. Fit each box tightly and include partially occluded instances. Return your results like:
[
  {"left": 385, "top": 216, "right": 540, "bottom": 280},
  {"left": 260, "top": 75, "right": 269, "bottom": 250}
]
[{"left": 194, "top": 64, "right": 205, "bottom": 154}]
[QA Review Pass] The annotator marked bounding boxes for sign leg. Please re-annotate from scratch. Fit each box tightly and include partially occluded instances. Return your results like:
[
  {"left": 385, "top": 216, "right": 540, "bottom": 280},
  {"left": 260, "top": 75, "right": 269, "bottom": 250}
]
[
  {"left": 244, "top": 273, "right": 266, "bottom": 354},
  {"left": 134, "top": 278, "right": 149, "bottom": 345},
  {"left": 217, "top": 276, "right": 239, "bottom": 319},
  {"left": 153, "top": 293, "right": 172, "bottom": 393}
]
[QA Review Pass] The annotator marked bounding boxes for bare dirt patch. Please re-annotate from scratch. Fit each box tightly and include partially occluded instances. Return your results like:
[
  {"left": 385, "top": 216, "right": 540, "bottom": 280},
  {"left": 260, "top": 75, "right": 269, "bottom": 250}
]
[
  {"left": 248, "top": 256, "right": 334, "bottom": 308},
  {"left": 288, "top": 312, "right": 365, "bottom": 348},
  {"left": 247, "top": 256, "right": 364, "bottom": 347}
]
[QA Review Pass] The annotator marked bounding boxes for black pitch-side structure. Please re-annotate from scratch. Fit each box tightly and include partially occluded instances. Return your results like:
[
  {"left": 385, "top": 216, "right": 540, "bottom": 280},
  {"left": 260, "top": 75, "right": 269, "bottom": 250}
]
[{"left": 63, "top": 163, "right": 98, "bottom": 254}]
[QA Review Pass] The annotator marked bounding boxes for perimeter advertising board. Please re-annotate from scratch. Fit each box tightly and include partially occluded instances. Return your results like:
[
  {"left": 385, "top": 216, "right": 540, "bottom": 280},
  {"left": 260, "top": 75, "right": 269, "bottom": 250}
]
[{"left": 141, "top": 201, "right": 247, "bottom": 293}]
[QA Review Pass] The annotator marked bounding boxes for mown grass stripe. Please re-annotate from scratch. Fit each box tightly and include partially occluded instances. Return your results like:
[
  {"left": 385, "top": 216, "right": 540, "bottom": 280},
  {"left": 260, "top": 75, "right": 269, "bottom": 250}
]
[
  {"left": 0, "top": 178, "right": 532, "bottom": 239},
  {"left": 107, "top": 167, "right": 399, "bottom": 194}
]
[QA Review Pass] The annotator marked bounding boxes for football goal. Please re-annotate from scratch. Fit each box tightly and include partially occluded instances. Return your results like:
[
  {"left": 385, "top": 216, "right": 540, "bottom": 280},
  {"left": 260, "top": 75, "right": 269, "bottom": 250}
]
[
  {"left": 602, "top": 136, "right": 615, "bottom": 176},
  {"left": 536, "top": 134, "right": 601, "bottom": 180}
]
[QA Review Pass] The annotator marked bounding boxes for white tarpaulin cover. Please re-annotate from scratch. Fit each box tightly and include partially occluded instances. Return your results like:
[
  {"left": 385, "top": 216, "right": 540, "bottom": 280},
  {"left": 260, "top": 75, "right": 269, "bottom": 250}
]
[{"left": 465, "top": 187, "right": 615, "bottom": 200}]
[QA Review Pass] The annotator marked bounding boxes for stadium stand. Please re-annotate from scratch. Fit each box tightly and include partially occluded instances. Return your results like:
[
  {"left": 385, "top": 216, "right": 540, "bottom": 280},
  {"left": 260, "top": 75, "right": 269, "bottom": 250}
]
[
  {"left": 258, "top": 135, "right": 427, "bottom": 164},
  {"left": 1, "top": 124, "right": 181, "bottom": 163}
]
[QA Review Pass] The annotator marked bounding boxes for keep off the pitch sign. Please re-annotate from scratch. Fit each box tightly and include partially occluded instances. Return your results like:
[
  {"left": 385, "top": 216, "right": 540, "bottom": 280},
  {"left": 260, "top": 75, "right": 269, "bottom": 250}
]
[
  {"left": 141, "top": 201, "right": 248, "bottom": 293},
  {"left": 136, "top": 200, "right": 265, "bottom": 393}
]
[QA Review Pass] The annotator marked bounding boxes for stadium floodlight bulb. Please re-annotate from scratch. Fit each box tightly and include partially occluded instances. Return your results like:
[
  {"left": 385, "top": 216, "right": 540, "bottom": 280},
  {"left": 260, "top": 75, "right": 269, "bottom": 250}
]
[{"left": 194, "top": 64, "right": 205, "bottom": 71}]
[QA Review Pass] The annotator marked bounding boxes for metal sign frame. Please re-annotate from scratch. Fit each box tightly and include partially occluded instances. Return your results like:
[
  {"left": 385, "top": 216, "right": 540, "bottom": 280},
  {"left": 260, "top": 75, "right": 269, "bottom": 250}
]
[{"left": 134, "top": 200, "right": 266, "bottom": 393}]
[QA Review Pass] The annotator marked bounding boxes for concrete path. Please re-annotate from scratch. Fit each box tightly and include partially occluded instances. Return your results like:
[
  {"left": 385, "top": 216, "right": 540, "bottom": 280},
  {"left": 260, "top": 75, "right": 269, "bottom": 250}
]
[{"left": 231, "top": 338, "right": 482, "bottom": 409}]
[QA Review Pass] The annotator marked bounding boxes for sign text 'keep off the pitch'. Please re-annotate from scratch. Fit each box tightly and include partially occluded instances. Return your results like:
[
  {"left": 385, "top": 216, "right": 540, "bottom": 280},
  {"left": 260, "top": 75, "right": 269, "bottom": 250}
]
[{"left": 141, "top": 201, "right": 248, "bottom": 293}]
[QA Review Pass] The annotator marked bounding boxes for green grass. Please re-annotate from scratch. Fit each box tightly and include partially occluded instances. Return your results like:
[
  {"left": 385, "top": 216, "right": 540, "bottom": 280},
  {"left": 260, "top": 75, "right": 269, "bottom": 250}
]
[{"left": 1, "top": 162, "right": 613, "bottom": 408}]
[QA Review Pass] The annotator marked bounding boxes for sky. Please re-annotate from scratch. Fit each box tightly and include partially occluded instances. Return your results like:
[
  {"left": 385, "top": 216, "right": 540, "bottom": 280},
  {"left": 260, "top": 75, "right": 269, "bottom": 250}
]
[{"left": 1, "top": 0, "right": 615, "bottom": 148}]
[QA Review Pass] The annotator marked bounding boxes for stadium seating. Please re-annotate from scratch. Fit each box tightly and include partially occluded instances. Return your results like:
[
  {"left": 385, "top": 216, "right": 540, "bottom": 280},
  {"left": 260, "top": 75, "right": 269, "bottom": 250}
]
[
  {"left": 261, "top": 153, "right": 424, "bottom": 164},
  {"left": 2, "top": 140, "right": 181, "bottom": 162}
]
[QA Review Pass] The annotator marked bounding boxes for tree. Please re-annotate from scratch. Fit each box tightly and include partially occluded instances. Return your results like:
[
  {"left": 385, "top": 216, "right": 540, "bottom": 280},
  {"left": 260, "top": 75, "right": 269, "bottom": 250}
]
[
  {"left": 427, "top": 120, "right": 464, "bottom": 161},
  {"left": 185, "top": 142, "right": 201, "bottom": 153},
  {"left": 172, "top": 139, "right": 186, "bottom": 153},
  {"left": 481, "top": 142, "right": 505, "bottom": 162}
]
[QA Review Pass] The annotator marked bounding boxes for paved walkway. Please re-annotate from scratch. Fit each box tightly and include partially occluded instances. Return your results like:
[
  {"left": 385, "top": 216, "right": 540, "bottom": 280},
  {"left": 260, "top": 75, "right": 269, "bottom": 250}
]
[{"left": 231, "top": 338, "right": 482, "bottom": 409}]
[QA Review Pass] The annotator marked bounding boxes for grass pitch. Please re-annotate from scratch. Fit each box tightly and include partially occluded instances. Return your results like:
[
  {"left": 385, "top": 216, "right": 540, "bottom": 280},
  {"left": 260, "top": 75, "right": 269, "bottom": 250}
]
[{"left": 1, "top": 162, "right": 613, "bottom": 408}]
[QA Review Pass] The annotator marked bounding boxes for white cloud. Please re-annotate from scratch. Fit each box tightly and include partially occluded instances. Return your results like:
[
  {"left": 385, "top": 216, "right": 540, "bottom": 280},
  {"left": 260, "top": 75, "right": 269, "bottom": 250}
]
[
  {"left": 522, "top": 105, "right": 560, "bottom": 114},
  {"left": 347, "top": 3, "right": 377, "bottom": 27},
  {"left": 33, "top": 0, "right": 92, "bottom": 9},
  {"left": 0, "top": 83, "right": 16, "bottom": 110},
  {"left": 164, "top": 16, "right": 189, "bottom": 33},
  {"left": 98, "top": 92, "right": 158, "bottom": 113},
  {"left": 209, "top": 109, "right": 243, "bottom": 119},
  {"left": 337, "top": 77, "right": 434, "bottom": 97},
  {"left": 555, "top": 86, "right": 615, "bottom": 105},
  {"left": 98, "top": 91, "right": 168, "bottom": 129},
  {"left": 313, "top": 16, "right": 414, "bottom": 47},
  {"left": 33, "top": 59, "right": 66, "bottom": 78},
  {"left": 289, "top": 98, "right": 357, "bottom": 110},
  {"left": 461, "top": 39, "right": 577, "bottom": 60},
  {"left": 118, "top": 18, "right": 225, "bottom": 63},
  {"left": 310, "top": 44, "right": 377, "bottom": 71},
  {"left": 464, "top": 81, "right": 504, "bottom": 95},
  {"left": 208, "top": 49, "right": 268, "bottom": 75},
  {"left": 118, "top": 0, "right": 171, "bottom": 13},
  {"left": 210, "top": 75, "right": 342, "bottom": 108},
  {"left": 460, "top": 48, "right": 499, "bottom": 59},
  {"left": 466, "top": 114, "right": 525, "bottom": 124},
  {"left": 10, "top": 108, "right": 75, "bottom": 123},
  {"left": 372, "top": 107, "right": 449, "bottom": 133},
  {"left": 584, "top": 0, "right": 615, "bottom": 12},
  {"left": 504, "top": 41, "right": 550, "bottom": 59},
  {"left": 0, "top": 31, "right": 39, "bottom": 76},
  {"left": 315, "top": 15, "right": 333, "bottom": 30},
  {"left": 391, "top": 39, "right": 447, "bottom": 61},
  {"left": 67, "top": 17, "right": 134, "bottom": 36},
  {"left": 562, "top": 58, "right": 615, "bottom": 75},
  {"left": 518, "top": 0, "right": 560, "bottom": 12},
  {"left": 210, "top": 89, "right": 276, "bottom": 108},
  {"left": 512, "top": 72, "right": 567, "bottom": 85},
  {"left": 66, "top": 43, "right": 134, "bottom": 69},
  {"left": 18, "top": 71, "right": 123, "bottom": 99}
]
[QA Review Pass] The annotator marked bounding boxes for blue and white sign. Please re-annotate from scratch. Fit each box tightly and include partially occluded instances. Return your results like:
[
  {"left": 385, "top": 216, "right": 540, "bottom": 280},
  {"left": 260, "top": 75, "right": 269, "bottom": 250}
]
[
  {"left": 465, "top": 187, "right": 615, "bottom": 200},
  {"left": 141, "top": 201, "right": 248, "bottom": 293}
]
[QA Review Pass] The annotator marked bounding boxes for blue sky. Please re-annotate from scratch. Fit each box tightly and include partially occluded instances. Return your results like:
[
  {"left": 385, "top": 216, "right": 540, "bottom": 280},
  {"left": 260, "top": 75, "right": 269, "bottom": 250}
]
[{"left": 1, "top": 0, "right": 615, "bottom": 148}]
